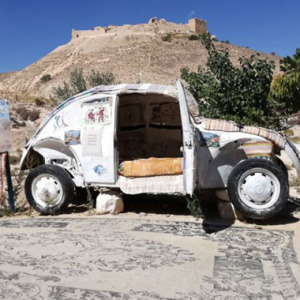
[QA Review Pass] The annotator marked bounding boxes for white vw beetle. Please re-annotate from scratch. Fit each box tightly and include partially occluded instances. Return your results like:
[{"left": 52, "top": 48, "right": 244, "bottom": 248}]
[{"left": 21, "top": 81, "right": 300, "bottom": 219}]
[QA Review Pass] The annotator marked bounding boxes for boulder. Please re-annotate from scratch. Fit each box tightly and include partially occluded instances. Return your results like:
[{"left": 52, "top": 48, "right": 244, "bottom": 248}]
[
  {"left": 96, "top": 191, "right": 124, "bottom": 215},
  {"left": 217, "top": 199, "right": 246, "bottom": 221}
]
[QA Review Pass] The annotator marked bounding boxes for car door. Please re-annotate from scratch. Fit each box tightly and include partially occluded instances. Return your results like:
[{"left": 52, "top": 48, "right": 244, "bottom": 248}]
[
  {"left": 176, "top": 80, "right": 196, "bottom": 195},
  {"left": 77, "top": 94, "right": 118, "bottom": 184}
]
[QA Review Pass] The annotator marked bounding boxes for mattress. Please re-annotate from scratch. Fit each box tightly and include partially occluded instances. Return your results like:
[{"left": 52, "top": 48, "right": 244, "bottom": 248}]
[{"left": 119, "top": 157, "right": 183, "bottom": 177}]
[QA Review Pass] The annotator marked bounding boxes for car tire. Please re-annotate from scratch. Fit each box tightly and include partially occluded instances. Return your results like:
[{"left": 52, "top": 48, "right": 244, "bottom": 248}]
[
  {"left": 227, "top": 159, "right": 289, "bottom": 219},
  {"left": 25, "top": 164, "right": 75, "bottom": 215},
  {"left": 276, "top": 157, "right": 288, "bottom": 179}
]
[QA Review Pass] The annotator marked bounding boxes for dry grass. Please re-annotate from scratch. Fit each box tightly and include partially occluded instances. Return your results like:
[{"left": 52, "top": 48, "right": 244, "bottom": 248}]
[
  {"left": 289, "top": 177, "right": 300, "bottom": 187},
  {"left": 284, "top": 129, "right": 294, "bottom": 137},
  {"left": 9, "top": 154, "right": 22, "bottom": 165},
  {"left": 290, "top": 136, "right": 300, "bottom": 143}
]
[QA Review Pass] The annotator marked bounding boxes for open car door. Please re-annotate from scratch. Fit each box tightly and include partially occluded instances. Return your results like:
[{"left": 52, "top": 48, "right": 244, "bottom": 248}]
[
  {"left": 176, "top": 80, "right": 196, "bottom": 195},
  {"left": 76, "top": 94, "right": 118, "bottom": 184}
]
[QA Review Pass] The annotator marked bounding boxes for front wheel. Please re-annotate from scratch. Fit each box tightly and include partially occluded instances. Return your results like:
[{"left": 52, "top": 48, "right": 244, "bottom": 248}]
[
  {"left": 25, "top": 164, "right": 75, "bottom": 214},
  {"left": 227, "top": 159, "right": 289, "bottom": 219}
]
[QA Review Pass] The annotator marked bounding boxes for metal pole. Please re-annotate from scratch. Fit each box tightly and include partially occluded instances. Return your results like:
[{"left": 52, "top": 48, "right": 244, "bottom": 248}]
[{"left": 5, "top": 152, "right": 14, "bottom": 212}]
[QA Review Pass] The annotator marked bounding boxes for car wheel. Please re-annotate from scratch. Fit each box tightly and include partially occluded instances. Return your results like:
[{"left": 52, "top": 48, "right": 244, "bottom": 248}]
[
  {"left": 227, "top": 159, "right": 289, "bottom": 219},
  {"left": 25, "top": 164, "right": 75, "bottom": 214}
]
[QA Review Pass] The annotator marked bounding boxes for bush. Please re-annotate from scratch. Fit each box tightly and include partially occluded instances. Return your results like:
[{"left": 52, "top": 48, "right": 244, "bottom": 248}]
[
  {"left": 162, "top": 34, "right": 172, "bottom": 42},
  {"left": 52, "top": 81, "right": 73, "bottom": 101},
  {"left": 188, "top": 34, "right": 200, "bottom": 41},
  {"left": 181, "top": 36, "right": 287, "bottom": 129},
  {"left": 40, "top": 74, "right": 51, "bottom": 82},
  {"left": 87, "top": 70, "right": 115, "bottom": 87},
  {"left": 34, "top": 98, "right": 45, "bottom": 107},
  {"left": 69, "top": 67, "right": 87, "bottom": 94},
  {"left": 52, "top": 68, "right": 117, "bottom": 101},
  {"left": 9, "top": 154, "right": 21, "bottom": 165}
]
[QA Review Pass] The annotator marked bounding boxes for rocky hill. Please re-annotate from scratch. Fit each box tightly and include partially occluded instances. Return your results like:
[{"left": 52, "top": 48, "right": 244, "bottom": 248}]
[{"left": 0, "top": 17, "right": 281, "bottom": 99}]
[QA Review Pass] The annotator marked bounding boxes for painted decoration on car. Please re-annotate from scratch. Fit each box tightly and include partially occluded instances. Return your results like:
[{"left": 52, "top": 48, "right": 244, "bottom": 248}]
[
  {"left": 64, "top": 130, "right": 81, "bottom": 145},
  {"left": 93, "top": 165, "right": 107, "bottom": 176},
  {"left": 81, "top": 97, "right": 112, "bottom": 127},
  {"left": 53, "top": 113, "right": 70, "bottom": 130},
  {"left": 0, "top": 99, "right": 12, "bottom": 153},
  {"left": 119, "top": 104, "right": 144, "bottom": 129},
  {"left": 200, "top": 132, "right": 220, "bottom": 148},
  {"left": 82, "top": 128, "right": 103, "bottom": 157},
  {"left": 150, "top": 102, "right": 181, "bottom": 127}
]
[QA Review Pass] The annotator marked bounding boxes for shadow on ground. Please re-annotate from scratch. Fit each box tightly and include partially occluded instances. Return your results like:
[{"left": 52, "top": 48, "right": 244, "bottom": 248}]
[
  {"left": 122, "top": 194, "right": 191, "bottom": 215},
  {"left": 54, "top": 193, "right": 300, "bottom": 229}
]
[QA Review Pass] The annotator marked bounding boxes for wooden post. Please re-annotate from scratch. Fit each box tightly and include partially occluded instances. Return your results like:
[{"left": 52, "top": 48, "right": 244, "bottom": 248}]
[{"left": 5, "top": 152, "right": 14, "bottom": 212}]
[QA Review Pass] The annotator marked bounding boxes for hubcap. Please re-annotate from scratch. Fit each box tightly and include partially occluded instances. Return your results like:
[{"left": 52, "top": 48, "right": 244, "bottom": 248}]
[
  {"left": 237, "top": 168, "right": 280, "bottom": 209},
  {"left": 31, "top": 174, "right": 63, "bottom": 208}
]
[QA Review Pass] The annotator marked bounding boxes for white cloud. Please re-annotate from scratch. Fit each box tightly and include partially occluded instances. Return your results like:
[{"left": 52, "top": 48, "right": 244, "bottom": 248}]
[{"left": 189, "top": 10, "right": 196, "bottom": 17}]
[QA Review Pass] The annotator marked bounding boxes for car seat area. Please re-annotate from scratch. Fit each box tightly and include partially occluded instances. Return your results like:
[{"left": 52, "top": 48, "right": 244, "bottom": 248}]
[{"left": 117, "top": 93, "right": 183, "bottom": 177}]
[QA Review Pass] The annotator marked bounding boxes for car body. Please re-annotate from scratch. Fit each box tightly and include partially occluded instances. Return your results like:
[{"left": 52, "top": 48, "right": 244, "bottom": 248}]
[{"left": 21, "top": 80, "right": 300, "bottom": 218}]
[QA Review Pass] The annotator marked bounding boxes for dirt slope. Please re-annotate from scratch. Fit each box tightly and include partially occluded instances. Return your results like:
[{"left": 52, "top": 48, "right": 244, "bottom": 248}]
[{"left": 0, "top": 21, "right": 281, "bottom": 99}]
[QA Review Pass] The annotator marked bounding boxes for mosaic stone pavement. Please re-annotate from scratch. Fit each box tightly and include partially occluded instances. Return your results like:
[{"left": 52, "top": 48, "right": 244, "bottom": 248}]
[{"left": 0, "top": 217, "right": 299, "bottom": 299}]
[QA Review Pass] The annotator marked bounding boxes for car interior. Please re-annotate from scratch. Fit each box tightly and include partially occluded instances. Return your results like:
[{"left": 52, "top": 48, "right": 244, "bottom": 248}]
[{"left": 117, "top": 93, "right": 184, "bottom": 177}]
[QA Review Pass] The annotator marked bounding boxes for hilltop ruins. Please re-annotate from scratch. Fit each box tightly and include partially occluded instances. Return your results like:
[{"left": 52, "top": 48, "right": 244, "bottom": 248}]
[{"left": 71, "top": 18, "right": 207, "bottom": 40}]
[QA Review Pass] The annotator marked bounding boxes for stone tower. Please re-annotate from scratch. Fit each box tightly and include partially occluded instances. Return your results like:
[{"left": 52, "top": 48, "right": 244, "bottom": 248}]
[{"left": 188, "top": 18, "right": 207, "bottom": 34}]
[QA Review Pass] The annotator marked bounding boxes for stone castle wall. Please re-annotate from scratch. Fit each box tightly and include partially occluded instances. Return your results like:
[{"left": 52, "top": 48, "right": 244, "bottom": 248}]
[{"left": 71, "top": 18, "right": 207, "bottom": 40}]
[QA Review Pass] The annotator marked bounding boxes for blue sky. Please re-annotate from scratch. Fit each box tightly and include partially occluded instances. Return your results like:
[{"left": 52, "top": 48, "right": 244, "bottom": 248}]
[{"left": 0, "top": 0, "right": 299, "bottom": 72}]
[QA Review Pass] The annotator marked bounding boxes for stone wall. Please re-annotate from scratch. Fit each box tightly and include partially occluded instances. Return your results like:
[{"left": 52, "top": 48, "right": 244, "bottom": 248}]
[{"left": 72, "top": 28, "right": 110, "bottom": 40}]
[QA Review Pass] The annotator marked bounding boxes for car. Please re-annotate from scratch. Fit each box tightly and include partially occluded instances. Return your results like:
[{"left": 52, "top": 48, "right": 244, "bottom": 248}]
[{"left": 20, "top": 80, "right": 299, "bottom": 219}]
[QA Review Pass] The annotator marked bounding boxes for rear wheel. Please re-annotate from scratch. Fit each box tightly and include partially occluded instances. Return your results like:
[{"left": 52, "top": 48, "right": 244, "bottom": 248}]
[
  {"left": 25, "top": 164, "right": 75, "bottom": 214},
  {"left": 227, "top": 159, "right": 289, "bottom": 219}
]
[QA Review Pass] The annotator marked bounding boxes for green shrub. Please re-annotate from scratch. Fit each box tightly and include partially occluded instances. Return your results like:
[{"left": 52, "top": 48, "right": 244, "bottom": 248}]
[
  {"left": 52, "top": 81, "right": 73, "bottom": 101},
  {"left": 40, "top": 74, "right": 51, "bottom": 82},
  {"left": 87, "top": 70, "right": 115, "bottom": 87},
  {"left": 52, "top": 68, "right": 116, "bottom": 101},
  {"left": 162, "top": 34, "right": 172, "bottom": 42},
  {"left": 188, "top": 34, "right": 200, "bottom": 41}
]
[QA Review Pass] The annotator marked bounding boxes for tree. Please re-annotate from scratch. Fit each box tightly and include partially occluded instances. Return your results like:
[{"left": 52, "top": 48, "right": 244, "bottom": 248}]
[
  {"left": 270, "top": 72, "right": 300, "bottom": 113},
  {"left": 280, "top": 48, "right": 300, "bottom": 73},
  {"left": 181, "top": 35, "right": 287, "bottom": 129},
  {"left": 270, "top": 48, "right": 300, "bottom": 114}
]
